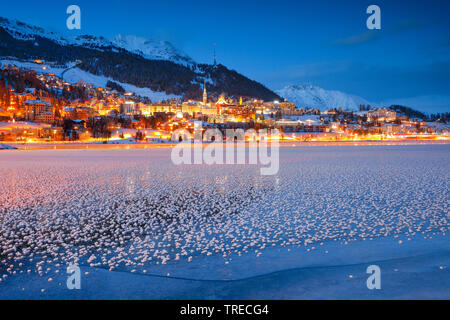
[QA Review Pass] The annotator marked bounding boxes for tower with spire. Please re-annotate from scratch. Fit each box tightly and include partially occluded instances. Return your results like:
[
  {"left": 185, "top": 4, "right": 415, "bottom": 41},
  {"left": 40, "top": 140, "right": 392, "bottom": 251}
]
[
  {"left": 213, "top": 43, "right": 217, "bottom": 66},
  {"left": 202, "top": 80, "right": 208, "bottom": 105}
]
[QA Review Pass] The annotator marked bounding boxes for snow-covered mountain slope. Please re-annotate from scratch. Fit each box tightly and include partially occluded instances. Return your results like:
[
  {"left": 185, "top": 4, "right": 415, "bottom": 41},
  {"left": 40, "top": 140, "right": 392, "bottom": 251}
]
[
  {"left": 72, "top": 34, "right": 115, "bottom": 50},
  {"left": 112, "top": 34, "right": 195, "bottom": 67},
  {"left": 0, "top": 59, "right": 181, "bottom": 102},
  {"left": 0, "top": 17, "right": 68, "bottom": 44},
  {"left": 0, "top": 16, "right": 194, "bottom": 66},
  {"left": 0, "top": 16, "right": 281, "bottom": 101},
  {"left": 277, "top": 85, "right": 372, "bottom": 111},
  {"left": 0, "top": 16, "right": 115, "bottom": 50}
]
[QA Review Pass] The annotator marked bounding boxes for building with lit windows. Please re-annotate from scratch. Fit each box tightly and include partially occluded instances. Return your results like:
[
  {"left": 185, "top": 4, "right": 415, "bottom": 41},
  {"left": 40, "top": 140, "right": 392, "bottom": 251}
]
[{"left": 24, "top": 99, "right": 54, "bottom": 124}]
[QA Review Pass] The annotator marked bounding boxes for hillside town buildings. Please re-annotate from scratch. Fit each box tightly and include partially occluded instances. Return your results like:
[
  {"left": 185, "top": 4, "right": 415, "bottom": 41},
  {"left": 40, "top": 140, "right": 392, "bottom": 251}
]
[{"left": 0, "top": 63, "right": 448, "bottom": 143}]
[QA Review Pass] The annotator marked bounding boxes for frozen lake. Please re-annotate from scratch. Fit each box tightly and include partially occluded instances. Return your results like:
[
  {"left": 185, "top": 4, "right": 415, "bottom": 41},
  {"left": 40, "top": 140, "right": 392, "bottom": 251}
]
[{"left": 0, "top": 144, "right": 449, "bottom": 299}]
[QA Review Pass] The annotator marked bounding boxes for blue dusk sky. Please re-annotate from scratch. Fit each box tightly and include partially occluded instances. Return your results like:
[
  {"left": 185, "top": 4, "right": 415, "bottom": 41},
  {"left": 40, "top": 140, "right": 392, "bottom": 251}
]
[{"left": 1, "top": 0, "right": 449, "bottom": 112}]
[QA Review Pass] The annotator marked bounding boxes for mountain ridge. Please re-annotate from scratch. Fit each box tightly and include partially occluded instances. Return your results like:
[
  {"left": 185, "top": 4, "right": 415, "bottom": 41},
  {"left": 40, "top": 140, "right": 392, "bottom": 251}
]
[
  {"left": 112, "top": 34, "right": 195, "bottom": 67},
  {"left": 277, "top": 84, "right": 373, "bottom": 111},
  {"left": 0, "top": 16, "right": 281, "bottom": 102}
]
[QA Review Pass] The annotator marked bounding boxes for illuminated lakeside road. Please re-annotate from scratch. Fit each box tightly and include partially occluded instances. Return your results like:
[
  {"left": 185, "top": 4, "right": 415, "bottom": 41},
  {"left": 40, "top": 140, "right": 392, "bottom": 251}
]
[{"left": 4, "top": 139, "right": 450, "bottom": 150}]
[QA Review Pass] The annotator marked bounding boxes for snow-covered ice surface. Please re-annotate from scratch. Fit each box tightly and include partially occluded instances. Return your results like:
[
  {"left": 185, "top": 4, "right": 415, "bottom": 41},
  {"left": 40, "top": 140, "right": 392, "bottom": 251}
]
[{"left": 0, "top": 145, "right": 449, "bottom": 299}]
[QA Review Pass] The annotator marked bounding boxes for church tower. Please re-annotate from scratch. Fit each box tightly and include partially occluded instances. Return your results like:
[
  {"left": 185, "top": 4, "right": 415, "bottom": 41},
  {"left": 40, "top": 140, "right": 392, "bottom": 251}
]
[{"left": 203, "top": 80, "right": 207, "bottom": 105}]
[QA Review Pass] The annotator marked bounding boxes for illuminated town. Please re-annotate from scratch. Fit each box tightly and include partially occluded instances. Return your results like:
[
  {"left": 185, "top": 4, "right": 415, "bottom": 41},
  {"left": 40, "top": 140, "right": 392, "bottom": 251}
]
[
  {"left": 1, "top": 61, "right": 448, "bottom": 147},
  {"left": 1, "top": 0, "right": 449, "bottom": 303}
]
